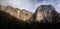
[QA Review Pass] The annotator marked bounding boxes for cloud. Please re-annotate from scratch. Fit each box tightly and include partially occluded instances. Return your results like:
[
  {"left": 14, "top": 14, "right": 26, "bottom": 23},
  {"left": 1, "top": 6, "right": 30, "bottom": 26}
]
[{"left": 0, "top": 0, "right": 60, "bottom": 13}]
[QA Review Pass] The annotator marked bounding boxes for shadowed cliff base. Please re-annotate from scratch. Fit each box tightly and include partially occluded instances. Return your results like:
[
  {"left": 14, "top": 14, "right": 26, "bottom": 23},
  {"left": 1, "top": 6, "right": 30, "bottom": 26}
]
[{"left": 0, "top": 10, "right": 26, "bottom": 29}]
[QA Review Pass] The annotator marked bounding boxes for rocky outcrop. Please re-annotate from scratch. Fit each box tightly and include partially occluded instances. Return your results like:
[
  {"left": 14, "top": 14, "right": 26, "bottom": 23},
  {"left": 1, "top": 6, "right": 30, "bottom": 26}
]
[
  {"left": 33, "top": 5, "right": 60, "bottom": 22},
  {"left": 0, "top": 5, "right": 33, "bottom": 21}
]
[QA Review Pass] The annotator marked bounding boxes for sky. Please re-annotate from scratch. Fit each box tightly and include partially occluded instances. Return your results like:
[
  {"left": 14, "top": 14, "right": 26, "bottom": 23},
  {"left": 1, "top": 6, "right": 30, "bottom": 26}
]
[{"left": 0, "top": 0, "right": 60, "bottom": 13}]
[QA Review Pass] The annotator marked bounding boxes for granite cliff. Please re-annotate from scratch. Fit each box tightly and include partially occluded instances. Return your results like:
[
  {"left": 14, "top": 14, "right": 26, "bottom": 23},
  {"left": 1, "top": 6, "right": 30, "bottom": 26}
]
[
  {"left": 0, "top": 5, "right": 33, "bottom": 21},
  {"left": 0, "top": 5, "right": 60, "bottom": 22},
  {"left": 33, "top": 5, "right": 60, "bottom": 23}
]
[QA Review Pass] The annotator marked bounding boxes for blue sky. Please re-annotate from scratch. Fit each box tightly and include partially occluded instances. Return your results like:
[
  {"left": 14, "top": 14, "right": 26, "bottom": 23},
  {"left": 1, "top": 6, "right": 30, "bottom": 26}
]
[{"left": 0, "top": 0, "right": 60, "bottom": 13}]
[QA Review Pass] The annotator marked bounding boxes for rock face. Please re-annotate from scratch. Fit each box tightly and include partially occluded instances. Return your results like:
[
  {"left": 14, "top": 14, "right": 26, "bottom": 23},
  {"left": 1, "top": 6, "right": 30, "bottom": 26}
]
[
  {"left": 0, "top": 5, "right": 33, "bottom": 21},
  {"left": 34, "top": 5, "right": 60, "bottom": 22},
  {"left": 0, "top": 5, "right": 60, "bottom": 23}
]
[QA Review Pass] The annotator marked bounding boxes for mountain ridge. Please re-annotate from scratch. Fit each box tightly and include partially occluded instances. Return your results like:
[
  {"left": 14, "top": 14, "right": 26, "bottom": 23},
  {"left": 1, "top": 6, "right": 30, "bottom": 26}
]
[{"left": 0, "top": 5, "right": 33, "bottom": 21}]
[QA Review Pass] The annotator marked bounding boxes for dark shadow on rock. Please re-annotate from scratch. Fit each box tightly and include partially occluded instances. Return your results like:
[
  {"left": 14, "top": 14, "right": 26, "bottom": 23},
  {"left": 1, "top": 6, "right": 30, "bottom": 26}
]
[{"left": 25, "top": 5, "right": 60, "bottom": 29}]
